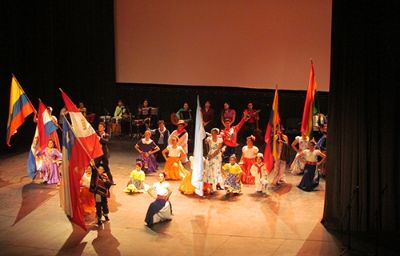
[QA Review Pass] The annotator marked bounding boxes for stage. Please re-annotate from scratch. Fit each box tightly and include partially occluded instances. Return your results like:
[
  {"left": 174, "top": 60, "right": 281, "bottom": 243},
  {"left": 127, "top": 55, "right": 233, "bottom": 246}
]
[{"left": 0, "top": 137, "right": 340, "bottom": 256}]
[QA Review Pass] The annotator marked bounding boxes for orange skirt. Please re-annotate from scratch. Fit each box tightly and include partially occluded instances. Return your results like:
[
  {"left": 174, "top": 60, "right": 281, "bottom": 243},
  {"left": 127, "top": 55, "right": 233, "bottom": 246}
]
[
  {"left": 179, "top": 168, "right": 195, "bottom": 195},
  {"left": 164, "top": 157, "right": 184, "bottom": 180}
]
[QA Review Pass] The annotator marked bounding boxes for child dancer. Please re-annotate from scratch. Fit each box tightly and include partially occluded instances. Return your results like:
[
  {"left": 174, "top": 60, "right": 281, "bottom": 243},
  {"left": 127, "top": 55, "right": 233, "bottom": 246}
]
[
  {"left": 123, "top": 160, "right": 148, "bottom": 193},
  {"left": 239, "top": 135, "right": 259, "bottom": 184},
  {"left": 93, "top": 166, "right": 112, "bottom": 226},
  {"left": 250, "top": 153, "right": 269, "bottom": 195},
  {"left": 80, "top": 166, "right": 95, "bottom": 215},
  {"left": 222, "top": 155, "right": 242, "bottom": 196}
]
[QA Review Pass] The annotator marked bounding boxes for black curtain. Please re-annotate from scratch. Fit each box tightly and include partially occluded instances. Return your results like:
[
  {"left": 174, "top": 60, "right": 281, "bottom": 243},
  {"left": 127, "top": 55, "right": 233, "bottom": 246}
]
[
  {"left": 0, "top": 0, "right": 116, "bottom": 153},
  {"left": 323, "top": 1, "right": 400, "bottom": 232}
]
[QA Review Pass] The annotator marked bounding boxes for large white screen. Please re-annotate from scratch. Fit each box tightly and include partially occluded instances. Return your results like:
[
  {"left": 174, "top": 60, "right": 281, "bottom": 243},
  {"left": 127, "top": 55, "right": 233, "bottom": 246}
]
[{"left": 115, "top": 0, "right": 331, "bottom": 91}]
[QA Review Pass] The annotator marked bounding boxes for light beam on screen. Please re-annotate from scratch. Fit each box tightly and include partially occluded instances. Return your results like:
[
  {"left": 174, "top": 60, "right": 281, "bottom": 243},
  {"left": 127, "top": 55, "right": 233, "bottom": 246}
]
[{"left": 115, "top": 0, "right": 331, "bottom": 91}]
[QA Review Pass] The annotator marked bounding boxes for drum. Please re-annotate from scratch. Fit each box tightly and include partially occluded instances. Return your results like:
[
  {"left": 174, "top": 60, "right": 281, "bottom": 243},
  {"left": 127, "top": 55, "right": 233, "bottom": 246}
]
[
  {"left": 111, "top": 117, "right": 121, "bottom": 136},
  {"left": 150, "top": 107, "right": 159, "bottom": 116},
  {"left": 133, "top": 119, "right": 144, "bottom": 126},
  {"left": 99, "top": 115, "right": 111, "bottom": 123}
]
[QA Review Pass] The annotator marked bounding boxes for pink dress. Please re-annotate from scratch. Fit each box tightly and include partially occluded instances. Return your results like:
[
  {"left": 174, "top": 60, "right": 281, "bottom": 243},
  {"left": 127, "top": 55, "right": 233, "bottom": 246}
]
[{"left": 37, "top": 148, "right": 62, "bottom": 184}]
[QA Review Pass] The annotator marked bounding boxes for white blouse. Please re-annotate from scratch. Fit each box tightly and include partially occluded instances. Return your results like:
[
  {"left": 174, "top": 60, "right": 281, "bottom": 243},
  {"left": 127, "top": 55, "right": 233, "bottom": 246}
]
[{"left": 242, "top": 145, "right": 259, "bottom": 159}]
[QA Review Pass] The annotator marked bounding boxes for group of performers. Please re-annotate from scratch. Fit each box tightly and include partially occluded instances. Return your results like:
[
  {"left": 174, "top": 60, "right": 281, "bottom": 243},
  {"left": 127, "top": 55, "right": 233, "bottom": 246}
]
[{"left": 31, "top": 98, "right": 327, "bottom": 229}]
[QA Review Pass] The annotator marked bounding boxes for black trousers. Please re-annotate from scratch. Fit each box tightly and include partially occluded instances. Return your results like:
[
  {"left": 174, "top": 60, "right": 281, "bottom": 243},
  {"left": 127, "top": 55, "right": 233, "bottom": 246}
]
[{"left": 95, "top": 195, "right": 109, "bottom": 219}]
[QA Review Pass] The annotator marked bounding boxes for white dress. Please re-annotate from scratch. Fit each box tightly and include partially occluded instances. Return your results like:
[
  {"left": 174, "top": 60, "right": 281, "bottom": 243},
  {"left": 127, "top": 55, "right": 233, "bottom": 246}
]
[
  {"left": 290, "top": 136, "right": 309, "bottom": 175},
  {"left": 204, "top": 137, "right": 223, "bottom": 190}
]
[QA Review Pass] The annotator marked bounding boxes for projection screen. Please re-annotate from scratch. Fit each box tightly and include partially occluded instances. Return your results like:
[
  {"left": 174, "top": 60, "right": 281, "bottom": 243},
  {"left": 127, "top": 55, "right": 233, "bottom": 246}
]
[{"left": 115, "top": 0, "right": 331, "bottom": 91}]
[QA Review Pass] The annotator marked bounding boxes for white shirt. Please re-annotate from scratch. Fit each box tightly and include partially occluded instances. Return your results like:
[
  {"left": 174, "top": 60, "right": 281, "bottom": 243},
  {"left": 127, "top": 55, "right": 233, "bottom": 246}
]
[
  {"left": 153, "top": 182, "right": 170, "bottom": 196},
  {"left": 242, "top": 145, "right": 259, "bottom": 159},
  {"left": 303, "top": 149, "right": 321, "bottom": 162},
  {"left": 167, "top": 145, "right": 184, "bottom": 157}
]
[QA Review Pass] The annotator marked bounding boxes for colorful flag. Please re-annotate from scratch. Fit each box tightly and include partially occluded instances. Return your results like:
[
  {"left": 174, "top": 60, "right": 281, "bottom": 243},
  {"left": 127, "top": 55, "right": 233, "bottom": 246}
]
[
  {"left": 60, "top": 89, "right": 103, "bottom": 230},
  {"left": 301, "top": 61, "right": 317, "bottom": 137},
  {"left": 264, "top": 86, "right": 280, "bottom": 172},
  {"left": 191, "top": 95, "right": 206, "bottom": 196},
  {"left": 37, "top": 100, "right": 58, "bottom": 150},
  {"left": 61, "top": 118, "right": 89, "bottom": 230},
  {"left": 6, "top": 75, "right": 36, "bottom": 146},
  {"left": 27, "top": 126, "right": 40, "bottom": 178}
]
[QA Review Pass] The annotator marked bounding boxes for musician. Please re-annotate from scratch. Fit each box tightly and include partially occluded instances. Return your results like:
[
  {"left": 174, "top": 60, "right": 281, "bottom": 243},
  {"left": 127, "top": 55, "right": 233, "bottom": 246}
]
[
  {"left": 201, "top": 100, "right": 215, "bottom": 132},
  {"left": 95, "top": 122, "right": 114, "bottom": 184},
  {"left": 241, "top": 102, "right": 260, "bottom": 144},
  {"left": 114, "top": 100, "right": 126, "bottom": 118},
  {"left": 151, "top": 120, "right": 170, "bottom": 162},
  {"left": 113, "top": 100, "right": 127, "bottom": 136},
  {"left": 220, "top": 102, "right": 236, "bottom": 127},
  {"left": 138, "top": 99, "right": 153, "bottom": 131},
  {"left": 176, "top": 102, "right": 193, "bottom": 148}
]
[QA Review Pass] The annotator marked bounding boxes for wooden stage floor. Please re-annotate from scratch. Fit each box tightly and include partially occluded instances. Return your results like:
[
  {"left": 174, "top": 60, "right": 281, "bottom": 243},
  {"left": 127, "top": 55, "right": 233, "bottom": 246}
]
[{"left": 0, "top": 138, "right": 340, "bottom": 256}]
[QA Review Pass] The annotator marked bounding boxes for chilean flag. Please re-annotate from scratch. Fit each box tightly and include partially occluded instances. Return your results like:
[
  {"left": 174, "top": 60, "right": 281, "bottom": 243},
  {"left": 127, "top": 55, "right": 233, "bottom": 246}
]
[{"left": 60, "top": 89, "right": 103, "bottom": 230}]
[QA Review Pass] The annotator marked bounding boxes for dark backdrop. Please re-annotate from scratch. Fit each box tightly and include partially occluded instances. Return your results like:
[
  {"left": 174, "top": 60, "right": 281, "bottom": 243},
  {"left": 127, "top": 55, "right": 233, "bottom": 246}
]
[{"left": 322, "top": 1, "right": 400, "bottom": 233}]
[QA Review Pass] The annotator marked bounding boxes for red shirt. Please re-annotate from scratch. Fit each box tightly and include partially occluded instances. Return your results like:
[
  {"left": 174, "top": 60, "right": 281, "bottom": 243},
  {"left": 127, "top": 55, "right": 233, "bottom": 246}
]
[{"left": 220, "top": 117, "right": 246, "bottom": 147}]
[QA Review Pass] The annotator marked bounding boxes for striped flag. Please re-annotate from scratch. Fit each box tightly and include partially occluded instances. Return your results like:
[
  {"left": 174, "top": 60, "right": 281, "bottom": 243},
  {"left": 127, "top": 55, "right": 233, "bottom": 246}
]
[
  {"left": 191, "top": 95, "right": 206, "bottom": 196},
  {"left": 264, "top": 86, "right": 280, "bottom": 172},
  {"left": 60, "top": 89, "right": 103, "bottom": 230},
  {"left": 6, "top": 75, "right": 36, "bottom": 146},
  {"left": 37, "top": 100, "right": 59, "bottom": 150},
  {"left": 27, "top": 126, "right": 39, "bottom": 178},
  {"left": 301, "top": 60, "right": 318, "bottom": 137}
]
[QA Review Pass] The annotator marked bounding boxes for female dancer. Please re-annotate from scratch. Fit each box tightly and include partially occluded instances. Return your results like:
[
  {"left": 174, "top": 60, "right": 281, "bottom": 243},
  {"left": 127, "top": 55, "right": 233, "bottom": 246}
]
[
  {"left": 204, "top": 128, "right": 224, "bottom": 193},
  {"left": 145, "top": 172, "right": 173, "bottom": 228},
  {"left": 37, "top": 139, "right": 62, "bottom": 185},
  {"left": 162, "top": 135, "right": 187, "bottom": 180},
  {"left": 135, "top": 130, "right": 160, "bottom": 174},
  {"left": 123, "top": 160, "right": 148, "bottom": 193},
  {"left": 290, "top": 132, "right": 310, "bottom": 175},
  {"left": 222, "top": 155, "right": 243, "bottom": 196},
  {"left": 239, "top": 135, "right": 259, "bottom": 184}
]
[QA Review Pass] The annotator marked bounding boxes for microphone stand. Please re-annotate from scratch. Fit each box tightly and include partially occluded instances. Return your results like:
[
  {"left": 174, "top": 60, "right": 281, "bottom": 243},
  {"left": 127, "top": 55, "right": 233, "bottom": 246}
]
[{"left": 340, "top": 185, "right": 359, "bottom": 255}]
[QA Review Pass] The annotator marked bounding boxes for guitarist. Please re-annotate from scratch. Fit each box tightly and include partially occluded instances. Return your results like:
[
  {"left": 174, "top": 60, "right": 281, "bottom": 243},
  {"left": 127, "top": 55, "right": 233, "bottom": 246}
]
[{"left": 241, "top": 102, "right": 260, "bottom": 144}]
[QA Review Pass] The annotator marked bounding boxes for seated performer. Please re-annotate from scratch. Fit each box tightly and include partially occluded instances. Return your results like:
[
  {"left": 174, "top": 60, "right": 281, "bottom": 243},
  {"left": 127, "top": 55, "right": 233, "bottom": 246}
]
[
  {"left": 123, "top": 160, "right": 148, "bottom": 193},
  {"left": 250, "top": 153, "right": 269, "bottom": 195},
  {"left": 296, "top": 141, "right": 326, "bottom": 192},
  {"left": 201, "top": 100, "right": 215, "bottom": 132},
  {"left": 112, "top": 99, "right": 126, "bottom": 136},
  {"left": 220, "top": 102, "right": 236, "bottom": 127},
  {"left": 162, "top": 135, "right": 187, "bottom": 180},
  {"left": 239, "top": 135, "right": 259, "bottom": 184},
  {"left": 134, "top": 130, "right": 160, "bottom": 174},
  {"left": 37, "top": 139, "right": 62, "bottom": 185},
  {"left": 145, "top": 172, "right": 173, "bottom": 228},
  {"left": 138, "top": 99, "right": 152, "bottom": 131},
  {"left": 222, "top": 155, "right": 243, "bottom": 196},
  {"left": 241, "top": 102, "right": 260, "bottom": 143}
]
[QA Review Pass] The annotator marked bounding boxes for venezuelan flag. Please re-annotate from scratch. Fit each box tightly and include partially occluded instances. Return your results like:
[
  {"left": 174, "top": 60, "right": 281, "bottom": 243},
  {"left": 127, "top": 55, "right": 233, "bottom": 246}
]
[
  {"left": 301, "top": 61, "right": 317, "bottom": 138},
  {"left": 6, "top": 75, "right": 36, "bottom": 146},
  {"left": 264, "top": 86, "right": 280, "bottom": 172}
]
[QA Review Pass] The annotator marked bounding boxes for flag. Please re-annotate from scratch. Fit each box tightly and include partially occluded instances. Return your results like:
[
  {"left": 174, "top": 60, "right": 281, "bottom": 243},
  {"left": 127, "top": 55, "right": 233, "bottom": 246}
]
[
  {"left": 37, "top": 100, "right": 58, "bottom": 150},
  {"left": 301, "top": 60, "right": 318, "bottom": 137},
  {"left": 264, "top": 86, "right": 280, "bottom": 172},
  {"left": 60, "top": 89, "right": 103, "bottom": 230},
  {"left": 27, "top": 127, "right": 39, "bottom": 178},
  {"left": 191, "top": 95, "right": 206, "bottom": 196},
  {"left": 6, "top": 75, "right": 35, "bottom": 146},
  {"left": 60, "top": 89, "right": 103, "bottom": 159},
  {"left": 61, "top": 118, "right": 89, "bottom": 230}
]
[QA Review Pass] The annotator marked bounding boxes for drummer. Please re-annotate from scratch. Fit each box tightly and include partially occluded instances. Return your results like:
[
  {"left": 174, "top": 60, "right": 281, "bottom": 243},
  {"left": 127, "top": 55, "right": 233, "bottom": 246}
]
[{"left": 112, "top": 99, "right": 127, "bottom": 136}]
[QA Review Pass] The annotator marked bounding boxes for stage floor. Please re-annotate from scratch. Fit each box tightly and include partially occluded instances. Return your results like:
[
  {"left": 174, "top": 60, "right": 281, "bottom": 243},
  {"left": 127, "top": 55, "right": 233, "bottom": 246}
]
[{"left": 0, "top": 138, "right": 340, "bottom": 256}]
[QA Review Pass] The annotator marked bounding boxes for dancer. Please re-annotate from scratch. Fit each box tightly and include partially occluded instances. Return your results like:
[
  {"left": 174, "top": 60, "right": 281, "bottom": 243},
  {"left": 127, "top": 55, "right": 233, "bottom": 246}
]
[
  {"left": 169, "top": 119, "right": 189, "bottom": 164},
  {"left": 220, "top": 115, "right": 249, "bottom": 163},
  {"left": 93, "top": 166, "right": 112, "bottom": 226},
  {"left": 271, "top": 126, "right": 290, "bottom": 186},
  {"left": 250, "top": 153, "right": 269, "bottom": 194},
  {"left": 204, "top": 128, "right": 224, "bottom": 193},
  {"left": 222, "top": 155, "right": 243, "bottom": 196},
  {"left": 290, "top": 132, "right": 310, "bottom": 175},
  {"left": 178, "top": 156, "right": 196, "bottom": 195},
  {"left": 151, "top": 120, "right": 170, "bottom": 162},
  {"left": 123, "top": 160, "right": 148, "bottom": 193},
  {"left": 296, "top": 141, "right": 326, "bottom": 192},
  {"left": 95, "top": 122, "right": 114, "bottom": 183},
  {"left": 239, "top": 135, "right": 259, "bottom": 184},
  {"left": 134, "top": 130, "right": 160, "bottom": 174},
  {"left": 162, "top": 135, "right": 187, "bottom": 180},
  {"left": 37, "top": 139, "right": 62, "bottom": 185},
  {"left": 145, "top": 172, "right": 172, "bottom": 228}
]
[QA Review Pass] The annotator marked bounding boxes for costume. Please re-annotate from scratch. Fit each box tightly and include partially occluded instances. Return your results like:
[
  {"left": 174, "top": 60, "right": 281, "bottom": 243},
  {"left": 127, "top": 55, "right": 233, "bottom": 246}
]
[
  {"left": 169, "top": 129, "right": 189, "bottom": 162},
  {"left": 201, "top": 108, "right": 215, "bottom": 132},
  {"left": 222, "top": 163, "right": 242, "bottom": 193},
  {"left": 164, "top": 145, "right": 186, "bottom": 180},
  {"left": 297, "top": 149, "right": 321, "bottom": 191},
  {"left": 271, "top": 135, "right": 291, "bottom": 185},
  {"left": 204, "top": 136, "right": 223, "bottom": 191},
  {"left": 37, "top": 147, "right": 62, "bottom": 184},
  {"left": 136, "top": 138, "right": 158, "bottom": 173},
  {"left": 290, "top": 136, "right": 309, "bottom": 175},
  {"left": 95, "top": 131, "right": 113, "bottom": 182},
  {"left": 123, "top": 168, "right": 147, "bottom": 193},
  {"left": 240, "top": 145, "right": 259, "bottom": 184},
  {"left": 152, "top": 127, "right": 170, "bottom": 162},
  {"left": 220, "top": 117, "right": 246, "bottom": 163},
  {"left": 93, "top": 172, "right": 112, "bottom": 222},
  {"left": 250, "top": 162, "right": 268, "bottom": 193},
  {"left": 145, "top": 181, "right": 172, "bottom": 227}
]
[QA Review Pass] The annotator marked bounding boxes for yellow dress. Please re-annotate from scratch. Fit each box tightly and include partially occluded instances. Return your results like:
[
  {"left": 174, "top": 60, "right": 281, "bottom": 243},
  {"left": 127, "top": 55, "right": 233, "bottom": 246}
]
[
  {"left": 179, "top": 167, "right": 195, "bottom": 195},
  {"left": 123, "top": 169, "right": 147, "bottom": 193},
  {"left": 222, "top": 163, "right": 242, "bottom": 193}
]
